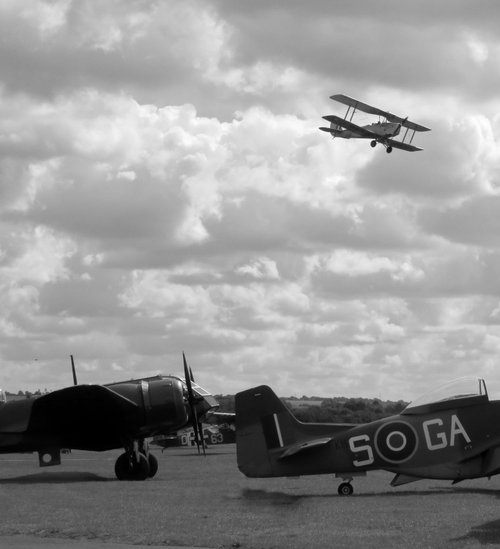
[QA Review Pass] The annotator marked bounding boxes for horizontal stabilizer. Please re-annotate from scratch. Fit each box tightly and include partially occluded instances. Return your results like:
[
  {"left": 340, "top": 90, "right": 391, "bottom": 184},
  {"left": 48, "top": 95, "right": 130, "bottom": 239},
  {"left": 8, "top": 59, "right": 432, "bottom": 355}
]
[
  {"left": 390, "top": 473, "right": 423, "bottom": 487},
  {"left": 279, "top": 437, "right": 332, "bottom": 459},
  {"left": 319, "top": 126, "right": 338, "bottom": 134}
]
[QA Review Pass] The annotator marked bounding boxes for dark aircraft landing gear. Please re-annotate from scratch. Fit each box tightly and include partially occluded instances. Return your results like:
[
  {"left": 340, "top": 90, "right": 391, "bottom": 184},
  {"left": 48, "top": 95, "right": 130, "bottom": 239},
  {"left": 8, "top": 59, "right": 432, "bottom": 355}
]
[
  {"left": 386, "top": 146, "right": 393, "bottom": 154},
  {"left": 147, "top": 453, "right": 159, "bottom": 478},
  {"left": 115, "top": 439, "right": 158, "bottom": 481},
  {"left": 337, "top": 481, "right": 354, "bottom": 496},
  {"left": 115, "top": 451, "right": 149, "bottom": 480},
  {"left": 370, "top": 140, "right": 377, "bottom": 148}
]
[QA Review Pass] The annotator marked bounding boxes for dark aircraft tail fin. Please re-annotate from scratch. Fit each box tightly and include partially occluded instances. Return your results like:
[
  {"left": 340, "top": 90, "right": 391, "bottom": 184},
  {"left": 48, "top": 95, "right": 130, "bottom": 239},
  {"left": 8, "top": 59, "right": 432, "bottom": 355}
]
[{"left": 236, "top": 385, "right": 354, "bottom": 478}]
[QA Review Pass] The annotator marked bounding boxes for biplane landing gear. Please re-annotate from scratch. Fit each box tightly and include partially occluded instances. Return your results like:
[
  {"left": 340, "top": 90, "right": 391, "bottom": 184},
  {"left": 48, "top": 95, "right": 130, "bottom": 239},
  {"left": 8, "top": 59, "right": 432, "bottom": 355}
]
[
  {"left": 386, "top": 146, "right": 393, "bottom": 154},
  {"left": 337, "top": 481, "right": 354, "bottom": 496},
  {"left": 370, "top": 140, "right": 377, "bottom": 148}
]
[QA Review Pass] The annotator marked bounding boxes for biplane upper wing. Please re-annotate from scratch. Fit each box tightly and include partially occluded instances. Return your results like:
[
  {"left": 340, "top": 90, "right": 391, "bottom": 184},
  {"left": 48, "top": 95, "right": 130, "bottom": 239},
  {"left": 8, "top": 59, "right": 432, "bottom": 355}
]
[
  {"left": 392, "top": 117, "right": 430, "bottom": 133},
  {"left": 330, "top": 94, "right": 431, "bottom": 133},
  {"left": 331, "top": 94, "right": 391, "bottom": 118},
  {"left": 320, "top": 115, "right": 377, "bottom": 138}
]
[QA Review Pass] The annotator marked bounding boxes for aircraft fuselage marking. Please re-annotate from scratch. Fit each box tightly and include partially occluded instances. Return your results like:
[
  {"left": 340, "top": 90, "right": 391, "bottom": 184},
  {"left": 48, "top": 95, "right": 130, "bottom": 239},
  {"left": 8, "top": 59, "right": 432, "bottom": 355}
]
[
  {"left": 422, "top": 415, "right": 471, "bottom": 450},
  {"left": 273, "top": 413, "right": 284, "bottom": 447},
  {"left": 374, "top": 421, "right": 418, "bottom": 463},
  {"left": 349, "top": 434, "right": 373, "bottom": 467},
  {"left": 349, "top": 414, "right": 471, "bottom": 467}
]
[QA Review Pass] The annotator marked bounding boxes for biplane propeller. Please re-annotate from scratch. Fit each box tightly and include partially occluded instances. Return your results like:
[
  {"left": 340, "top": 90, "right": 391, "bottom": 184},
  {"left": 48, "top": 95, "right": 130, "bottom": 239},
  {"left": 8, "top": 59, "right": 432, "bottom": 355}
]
[
  {"left": 236, "top": 377, "right": 500, "bottom": 495},
  {"left": 0, "top": 354, "right": 218, "bottom": 480},
  {"left": 319, "top": 94, "right": 430, "bottom": 153}
]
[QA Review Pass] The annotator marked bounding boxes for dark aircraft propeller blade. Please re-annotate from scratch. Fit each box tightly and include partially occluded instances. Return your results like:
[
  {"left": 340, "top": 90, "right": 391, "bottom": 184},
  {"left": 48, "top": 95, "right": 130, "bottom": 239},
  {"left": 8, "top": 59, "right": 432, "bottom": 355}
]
[
  {"left": 70, "top": 355, "right": 78, "bottom": 385},
  {"left": 183, "top": 352, "right": 205, "bottom": 455}
]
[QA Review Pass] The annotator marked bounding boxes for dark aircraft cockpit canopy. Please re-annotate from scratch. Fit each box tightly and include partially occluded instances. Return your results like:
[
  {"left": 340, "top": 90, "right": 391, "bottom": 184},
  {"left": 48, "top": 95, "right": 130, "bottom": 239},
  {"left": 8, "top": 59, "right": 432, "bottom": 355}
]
[{"left": 402, "top": 377, "right": 489, "bottom": 415}]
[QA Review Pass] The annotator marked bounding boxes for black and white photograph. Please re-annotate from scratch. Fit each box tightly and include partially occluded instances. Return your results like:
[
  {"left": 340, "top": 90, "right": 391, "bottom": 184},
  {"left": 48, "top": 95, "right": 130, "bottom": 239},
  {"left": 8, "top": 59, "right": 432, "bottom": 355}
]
[{"left": 1, "top": 1, "right": 500, "bottom": 547}]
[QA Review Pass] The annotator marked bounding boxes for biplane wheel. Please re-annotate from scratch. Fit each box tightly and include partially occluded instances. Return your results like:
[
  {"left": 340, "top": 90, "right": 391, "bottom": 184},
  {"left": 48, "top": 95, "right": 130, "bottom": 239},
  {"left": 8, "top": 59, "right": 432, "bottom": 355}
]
[
  {"left": 115, "top": 451, "right": 150, "bottom": 481},
  {"left": 370, "top": 140, "right": 377, "bottom": 148},
  {"left": 338, "top": 482, "right": 354, "bottom": 496},
  {"left": 147, "top": 453, "right": 159, "bottom": 478},
  {"left": 386, "top": 146, "right": 393, "bottom": 154}
]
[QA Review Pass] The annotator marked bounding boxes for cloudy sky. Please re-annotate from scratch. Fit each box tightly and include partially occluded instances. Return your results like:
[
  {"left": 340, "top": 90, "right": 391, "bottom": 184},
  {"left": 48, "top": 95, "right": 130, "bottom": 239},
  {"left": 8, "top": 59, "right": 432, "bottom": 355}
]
[{"left": 1, "top": 0, "right": 500, "bottom": 401}]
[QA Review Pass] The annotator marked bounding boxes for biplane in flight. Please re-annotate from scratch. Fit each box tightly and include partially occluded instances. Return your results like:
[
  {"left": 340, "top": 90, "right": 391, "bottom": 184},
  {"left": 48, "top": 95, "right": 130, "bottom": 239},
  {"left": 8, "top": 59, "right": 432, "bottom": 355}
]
[
  {"left": 319, "top": 94, "right": 431, "bottom": 153},
  {"left": 236, "top": 377, "right": 500, "bottom": 495}
]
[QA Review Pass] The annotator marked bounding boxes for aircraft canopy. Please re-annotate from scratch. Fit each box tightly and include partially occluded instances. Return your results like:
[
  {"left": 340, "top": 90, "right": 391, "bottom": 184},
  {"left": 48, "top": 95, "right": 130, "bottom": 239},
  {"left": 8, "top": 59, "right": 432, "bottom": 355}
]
[{"left": 403, "top": 377, "right": 488, "bottom": 414}]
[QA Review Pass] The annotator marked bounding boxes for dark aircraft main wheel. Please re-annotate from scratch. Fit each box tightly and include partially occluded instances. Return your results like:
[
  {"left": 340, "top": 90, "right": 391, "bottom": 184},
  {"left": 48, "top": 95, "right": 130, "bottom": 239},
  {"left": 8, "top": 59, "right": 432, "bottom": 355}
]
[
  {"left": 115, "top": 452, "right": 150, "bottom": 481},
  {"left": 338, "top": 482, "right": 354, "bottom": 496},
  {"left": 370, "top": 140, "right": 377, "bottom": 148},
  {"left": 386, "top": 146, "right": 393, "bottom": 154},
  {"left": 147, "top": 453, "right": 159, "bottom": 478}
]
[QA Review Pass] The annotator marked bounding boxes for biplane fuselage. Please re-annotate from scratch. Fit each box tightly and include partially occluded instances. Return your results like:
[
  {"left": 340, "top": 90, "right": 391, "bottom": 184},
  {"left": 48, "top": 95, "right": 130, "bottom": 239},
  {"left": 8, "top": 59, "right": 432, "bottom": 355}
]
[{"left": 333, "top": 121, "right": 402, "bottom": 140}]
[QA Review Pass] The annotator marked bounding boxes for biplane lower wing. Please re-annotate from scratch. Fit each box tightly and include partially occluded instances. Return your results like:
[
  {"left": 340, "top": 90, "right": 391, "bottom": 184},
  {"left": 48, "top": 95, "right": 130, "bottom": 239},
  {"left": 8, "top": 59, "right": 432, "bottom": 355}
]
[
  {"left": 321, "top": 115, "right": 376, "bottom": 139},
  {"left": 385, "top": 138, "right": 423, "bottom": 152}
]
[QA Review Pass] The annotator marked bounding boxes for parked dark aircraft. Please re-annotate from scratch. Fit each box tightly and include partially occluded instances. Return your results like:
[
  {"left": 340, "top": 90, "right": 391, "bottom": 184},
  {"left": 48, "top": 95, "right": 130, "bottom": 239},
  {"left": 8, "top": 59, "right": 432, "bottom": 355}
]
[
  {"left": 236, "top": 377, "right": 500, "bottom": 495},
  {"left": 0, "top": 353, "right": 218, "bottom": 480}
]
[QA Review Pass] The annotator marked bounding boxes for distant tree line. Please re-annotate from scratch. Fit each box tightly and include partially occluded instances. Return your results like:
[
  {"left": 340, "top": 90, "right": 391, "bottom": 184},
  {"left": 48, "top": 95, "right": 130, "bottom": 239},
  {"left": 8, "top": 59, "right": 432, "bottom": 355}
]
[
  {"left": 214, "top": 394, "right": 408, "bottom": 424},
  {"left": 6, "top": 390, "right": 48, "bottom": 399}
]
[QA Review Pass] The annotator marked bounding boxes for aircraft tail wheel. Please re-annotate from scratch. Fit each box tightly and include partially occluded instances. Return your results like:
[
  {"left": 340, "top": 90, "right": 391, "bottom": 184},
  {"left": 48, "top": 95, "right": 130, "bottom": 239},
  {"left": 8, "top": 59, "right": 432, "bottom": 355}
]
[
  {"left": 338, "top": 482, "right": 354, "bottom": 496},
  {"left": 370, "top": 140, "right": 377, "bottom": 148},
  {"left": 115, "top": 452, "right": 150, "bottom": 481},
  {"left": 147, "top": 453, "right": 159, "bottom": 478},
  {"left": 386, "top": 146, "right": 393, "bottom": 154}
]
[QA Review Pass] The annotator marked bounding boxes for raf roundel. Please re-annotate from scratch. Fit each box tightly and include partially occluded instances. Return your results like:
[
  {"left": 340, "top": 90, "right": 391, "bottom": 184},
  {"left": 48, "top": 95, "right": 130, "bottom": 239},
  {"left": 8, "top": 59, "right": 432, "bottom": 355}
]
[{"left": 374, "top": 421, "right": 418, "bottom": 463}]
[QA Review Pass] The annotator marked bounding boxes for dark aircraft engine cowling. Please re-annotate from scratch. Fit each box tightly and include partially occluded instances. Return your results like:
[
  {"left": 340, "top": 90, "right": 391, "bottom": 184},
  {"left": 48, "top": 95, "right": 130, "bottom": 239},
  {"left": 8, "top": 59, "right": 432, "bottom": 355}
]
[{"left": 147, "top": 378, "right": 188, "bottom": 429}]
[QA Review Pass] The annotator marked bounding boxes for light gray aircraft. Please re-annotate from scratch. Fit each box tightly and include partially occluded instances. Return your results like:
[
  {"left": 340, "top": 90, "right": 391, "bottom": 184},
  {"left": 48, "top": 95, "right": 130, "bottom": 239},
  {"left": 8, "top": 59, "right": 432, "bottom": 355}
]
[{"left": 320, "top": 94, "right": 431, "bottom": 153}]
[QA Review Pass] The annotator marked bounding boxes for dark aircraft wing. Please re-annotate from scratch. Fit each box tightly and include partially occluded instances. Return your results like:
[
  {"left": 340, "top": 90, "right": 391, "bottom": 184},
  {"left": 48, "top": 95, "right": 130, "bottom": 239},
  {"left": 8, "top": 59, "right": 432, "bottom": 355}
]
[
  {"left": 321, "top": 115, "right": 377, "bottom": 138},
  {"left": 31, "top": 384, "right": 141, "bottom": 434}
]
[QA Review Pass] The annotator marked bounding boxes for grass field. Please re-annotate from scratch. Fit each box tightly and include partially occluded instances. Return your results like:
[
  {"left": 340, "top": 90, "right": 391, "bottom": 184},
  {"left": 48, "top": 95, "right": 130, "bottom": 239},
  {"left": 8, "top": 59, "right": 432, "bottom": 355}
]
[{"left": 1, "top": 445, "right": 500, "bottom": 548}]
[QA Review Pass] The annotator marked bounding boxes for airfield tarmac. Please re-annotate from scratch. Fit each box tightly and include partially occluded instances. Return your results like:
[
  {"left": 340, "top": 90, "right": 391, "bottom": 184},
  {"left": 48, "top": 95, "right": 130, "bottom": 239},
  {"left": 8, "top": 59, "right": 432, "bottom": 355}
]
[{"left": 1, "top": 445, "right": 500, "bottom": 549}]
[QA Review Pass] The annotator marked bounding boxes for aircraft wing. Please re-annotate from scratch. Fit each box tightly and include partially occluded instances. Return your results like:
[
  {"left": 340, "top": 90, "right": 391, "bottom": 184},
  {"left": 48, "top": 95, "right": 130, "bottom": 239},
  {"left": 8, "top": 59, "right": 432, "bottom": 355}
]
[
  {"left": 386, "top": 137, "right": 423, "bottom": 152},
  {"left": 330, "top": 94, "right": 431, "bottom": 132},
  {"left": 31, "top": 384, "right": 141, "bottom": 433},
  {"left": 321, "top": 115, "right": 377, "bottom": 138},
  {"left": 330, "top": 94, "right": 393, "bottom": 119},
  {"left": 395, "top": 118, "right": 430, "bottom": 132}
]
